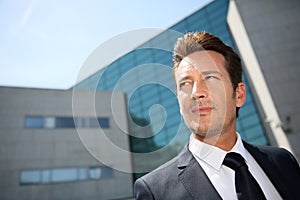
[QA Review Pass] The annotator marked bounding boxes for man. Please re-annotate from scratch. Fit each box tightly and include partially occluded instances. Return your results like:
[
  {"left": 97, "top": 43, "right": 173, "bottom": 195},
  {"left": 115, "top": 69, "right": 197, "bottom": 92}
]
[{"left": 134, "top": 32, "right": 300, "bottom": 199}]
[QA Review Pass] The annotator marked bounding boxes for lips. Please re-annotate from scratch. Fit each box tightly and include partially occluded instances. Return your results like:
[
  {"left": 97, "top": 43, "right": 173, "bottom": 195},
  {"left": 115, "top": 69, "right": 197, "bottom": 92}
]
[{"left": 191, "top": 106, "right": 213, "bottom": 115}]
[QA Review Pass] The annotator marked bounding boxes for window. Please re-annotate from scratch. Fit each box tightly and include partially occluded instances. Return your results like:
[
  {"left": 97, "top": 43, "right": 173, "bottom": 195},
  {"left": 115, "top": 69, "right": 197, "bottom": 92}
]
[
  {"left": 55, "top": 117, "right": 75, "bottom": 128},
  {"left": 41, "top": 170, "right": 51, "bottom": 183},
  {"left": 25, "top": 117, "right": 44, "bottom": 128},
  {"left": 98, "top": 118, "right": 109, "bottom": 128},
  {"left": 20, "top": 170, "right": 40, "bottom": 184},
  {"left": 20, "top": 166, "right": 113, "bottom": 185},
  {"left": 24, "top": 116, "right": 110, "bottom": 129},
  {"left": 101, "top": 166, "right": 113, "bottom": 178},
  {"left": 51, "top": 168, "right": 77, "bottom": 182},
  {"left": 78, "top": 168, "right": 88, "bottom": 180},
  {"left": 88, "top": 167, "right": 102, "bottom": 179}
]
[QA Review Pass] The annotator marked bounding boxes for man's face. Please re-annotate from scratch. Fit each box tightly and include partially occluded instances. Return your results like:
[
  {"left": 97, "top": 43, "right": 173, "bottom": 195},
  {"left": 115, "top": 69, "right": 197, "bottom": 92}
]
[{"left": 175, "top": 50, "right": 244, "bottom": 140}]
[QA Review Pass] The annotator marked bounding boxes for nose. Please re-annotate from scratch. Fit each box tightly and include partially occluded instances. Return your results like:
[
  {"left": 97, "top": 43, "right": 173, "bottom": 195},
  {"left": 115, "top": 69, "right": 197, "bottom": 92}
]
[{"left": 191, "top": 80, "right": 209, "bottom": 100}]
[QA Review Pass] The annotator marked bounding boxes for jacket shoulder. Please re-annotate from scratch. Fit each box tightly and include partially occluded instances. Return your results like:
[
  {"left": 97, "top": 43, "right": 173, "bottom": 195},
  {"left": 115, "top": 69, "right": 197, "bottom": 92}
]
[
  {"left": 134, "top": 147, "right": 192, "bottom": 199},
  {"left": 246, "top": 142, "right": 298, "bottom": 163},
  {"left": 138, "top": 152, "right": 181, "bottom": 185}
]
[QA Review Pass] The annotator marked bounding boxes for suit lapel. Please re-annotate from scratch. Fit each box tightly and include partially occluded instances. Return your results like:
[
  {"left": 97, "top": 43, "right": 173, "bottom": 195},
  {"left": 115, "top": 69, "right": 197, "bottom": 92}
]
[
  {"left": 177, "top": 145, "right": 222, "bottom": 200},
  {"left": 243, "top": 141, "right": 290, "bottom": 199}
]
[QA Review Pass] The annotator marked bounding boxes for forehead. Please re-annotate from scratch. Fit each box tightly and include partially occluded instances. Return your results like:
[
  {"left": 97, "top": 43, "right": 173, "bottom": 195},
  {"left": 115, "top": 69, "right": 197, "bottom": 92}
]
[{"left": 176, "top": 50, "right": 226, "bottom": 74}]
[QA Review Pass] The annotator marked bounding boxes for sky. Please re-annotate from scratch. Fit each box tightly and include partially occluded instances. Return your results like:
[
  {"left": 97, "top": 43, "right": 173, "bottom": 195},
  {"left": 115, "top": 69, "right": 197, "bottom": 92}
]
[{"left": 0, "top": 0, "right": 211, "bottom": 89}]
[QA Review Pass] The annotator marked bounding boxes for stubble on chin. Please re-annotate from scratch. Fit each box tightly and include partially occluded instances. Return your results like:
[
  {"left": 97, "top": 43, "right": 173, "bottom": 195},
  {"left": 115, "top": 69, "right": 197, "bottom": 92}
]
[
  {"left": 188, "top": 118, "right": 223, "bottom": 141},
  {"left": 189, "top": 120, "right": 205, "bottom": 136}
]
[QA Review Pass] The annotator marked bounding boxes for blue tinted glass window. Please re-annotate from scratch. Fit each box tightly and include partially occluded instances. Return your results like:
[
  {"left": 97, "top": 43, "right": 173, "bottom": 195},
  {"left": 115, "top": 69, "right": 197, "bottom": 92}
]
[
  {"left": 25, "top": 117, "right": 44, "bottom": 128},
  {"left": 41, "top": 170, "right": 51, "bottom": 183},
  {"left": 88, "top": 118, "right": 99, "bottom": 128},
  {"left": 171, "top": 20, "right": 188, "bottom": 32},
  {"left": 88, "top": 167, "right": 101, "bottom": 179},
  {"left": 51, "top": 168, "right": 77, "bottom": 182},
  {"left": 135, "top": 50, "right": 153, "bottom": 64},
  {"left": 101, "top": 167, "right": 113, "bottom": 178},
  {"left": 78, "top": 168, "right": 88, "bottom": 180},
  {"left": 20, "top": 166, "right": 113, "bottom": 185},
  {"left": 20, "top": 170, "right": 40, "bottom": 184},
  {"left": 243, "top": 114, "right": 260, "bottom": 127},
  {"left": 55, "top": 117, "right": 75, "bottom": 128},
  {"left": 240, "top": 103, "right": 256, "bottom": 115},
  {"left": 98, "top": 118, "right": 109, "bottom": 128},
  {"left": 236, "top": 120, "right": 243, "bottom": 132},
  {"left": 25, "top": 116, "right": 109, "bottom": 129},
  {"left": 245, "top": 125, "right": 264, "bottom": 138}
]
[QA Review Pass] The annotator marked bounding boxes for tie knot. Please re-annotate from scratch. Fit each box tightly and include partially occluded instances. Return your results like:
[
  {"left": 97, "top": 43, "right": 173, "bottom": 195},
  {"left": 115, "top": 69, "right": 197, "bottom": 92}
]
[{"left": 223, "top": 152, "right": 247, "bottom": 171}]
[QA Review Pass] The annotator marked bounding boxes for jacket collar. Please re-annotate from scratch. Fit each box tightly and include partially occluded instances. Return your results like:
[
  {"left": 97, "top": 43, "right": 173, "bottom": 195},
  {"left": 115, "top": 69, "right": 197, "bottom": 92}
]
[
  {"left": 177, "top": 145, "right": 222, "bottom": 200},
  {"left": 243, "top": 141, "right": 290, "bottom": 199},
  {"left": 177, "top": 141, "right": 291, "bottom": 199}
]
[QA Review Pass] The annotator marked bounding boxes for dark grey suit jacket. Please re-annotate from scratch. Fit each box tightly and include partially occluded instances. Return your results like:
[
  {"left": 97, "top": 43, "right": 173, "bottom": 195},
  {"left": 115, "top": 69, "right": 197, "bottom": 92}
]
[{"left": 134, "top": 141, "right": 300, "bottom": 200}]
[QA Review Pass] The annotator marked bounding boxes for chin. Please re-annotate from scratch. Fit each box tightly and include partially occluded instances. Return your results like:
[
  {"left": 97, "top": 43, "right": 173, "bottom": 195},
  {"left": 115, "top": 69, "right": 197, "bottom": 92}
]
[{"left": 193, "top": 127, "right": 222, "bottom": 137}]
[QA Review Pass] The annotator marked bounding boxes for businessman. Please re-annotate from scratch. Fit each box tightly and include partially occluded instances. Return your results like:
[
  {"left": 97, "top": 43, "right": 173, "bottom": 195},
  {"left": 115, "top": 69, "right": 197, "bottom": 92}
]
[{"left": 134, "top": 32, "right": 300, "bottom": 199}]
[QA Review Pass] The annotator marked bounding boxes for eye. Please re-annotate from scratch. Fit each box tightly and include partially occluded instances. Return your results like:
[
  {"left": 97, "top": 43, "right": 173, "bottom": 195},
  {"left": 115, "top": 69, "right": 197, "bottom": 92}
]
[
  {"left": 179, "top": 80, "right": 192, "bottom": 88},
  {"left": 205, "top": 75, "right": 221, "bottom": 81}
]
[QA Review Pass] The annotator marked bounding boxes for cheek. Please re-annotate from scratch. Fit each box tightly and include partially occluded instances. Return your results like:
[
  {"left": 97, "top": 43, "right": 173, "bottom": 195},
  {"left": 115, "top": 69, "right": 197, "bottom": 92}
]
[
  {"left": 210, "top": 87, "right": 226, "bottom": 103},
  {"left": 209, "top": 81, "right": 231, "bottom": 100},
  {"left": 177, "top": 90, "right": 189, "bottom": 99},
  {"left": 177, "top": 91, "right": 189, "bottom": 113}
]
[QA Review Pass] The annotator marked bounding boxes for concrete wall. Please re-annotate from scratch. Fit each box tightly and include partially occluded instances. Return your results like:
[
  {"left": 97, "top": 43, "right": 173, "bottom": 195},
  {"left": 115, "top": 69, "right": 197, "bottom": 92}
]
[
  {"left": 0, "top": 87, "right": 133, "bottom": 200},
  {"left": 232, "top": 0, "right": 300, "bottom": 160}
]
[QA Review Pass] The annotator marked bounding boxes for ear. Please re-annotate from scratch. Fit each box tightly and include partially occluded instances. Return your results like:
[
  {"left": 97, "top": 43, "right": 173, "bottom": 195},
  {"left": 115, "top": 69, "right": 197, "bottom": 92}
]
[{"left": 235, "top": 82, "right": 246, "bottom": 108}]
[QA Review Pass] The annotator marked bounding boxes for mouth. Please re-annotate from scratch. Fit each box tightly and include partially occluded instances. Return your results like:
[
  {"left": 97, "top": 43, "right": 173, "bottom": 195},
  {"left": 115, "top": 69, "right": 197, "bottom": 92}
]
[{"left": 191, "top": 106, "right": 213, "bottom": 115}]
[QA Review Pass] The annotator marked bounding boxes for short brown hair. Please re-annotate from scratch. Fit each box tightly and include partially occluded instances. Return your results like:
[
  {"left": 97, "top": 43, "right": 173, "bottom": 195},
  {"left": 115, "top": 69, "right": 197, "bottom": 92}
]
[
  {"left": 173, "top": 32, "right": 242, "bottom": 91},
  {"left": 172, "top": 32, "right": 243, "bottom": 117}
]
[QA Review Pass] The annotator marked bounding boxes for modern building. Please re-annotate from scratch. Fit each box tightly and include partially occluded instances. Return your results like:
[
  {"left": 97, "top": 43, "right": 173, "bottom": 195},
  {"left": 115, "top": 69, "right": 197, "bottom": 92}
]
[
  {"left": 0, "top": 87, "right": 133, "bottom": 200},
  {"left": 75, "top": 0, "right": 299, "bottom": 180},
  {"left": 1, "top": 0, "right": 299, "bottom": 199}
]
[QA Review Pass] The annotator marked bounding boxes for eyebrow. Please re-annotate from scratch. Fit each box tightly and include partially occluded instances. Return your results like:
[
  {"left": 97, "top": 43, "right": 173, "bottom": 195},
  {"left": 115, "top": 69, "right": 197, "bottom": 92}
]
[
  {"left": 201, "top": 70, "right": 223, "bottom": 76},
  {"left": 178, "top": 75, "right": 193, "bottom": 83},
  {"left": 178, "top": 70, "right": 223, "bottom": 82}
]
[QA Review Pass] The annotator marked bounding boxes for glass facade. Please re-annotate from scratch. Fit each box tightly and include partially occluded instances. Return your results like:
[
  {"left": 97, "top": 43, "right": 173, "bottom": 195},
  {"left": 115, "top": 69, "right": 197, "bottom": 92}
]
[{"left": 74, "top": 0, "right": 268, "bottom": 179}]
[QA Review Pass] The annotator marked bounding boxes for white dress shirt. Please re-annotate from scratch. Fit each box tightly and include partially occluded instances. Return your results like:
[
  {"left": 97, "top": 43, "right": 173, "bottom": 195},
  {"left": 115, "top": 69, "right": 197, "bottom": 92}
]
[{"left": 188, "top": 133, "right": 282, "bottom": 200}]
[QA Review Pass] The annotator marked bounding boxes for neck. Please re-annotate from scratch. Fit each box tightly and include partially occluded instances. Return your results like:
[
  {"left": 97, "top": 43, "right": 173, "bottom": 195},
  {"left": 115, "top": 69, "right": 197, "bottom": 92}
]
[{"left": 193, "top": 127, "right": 237, "bottom": 152}]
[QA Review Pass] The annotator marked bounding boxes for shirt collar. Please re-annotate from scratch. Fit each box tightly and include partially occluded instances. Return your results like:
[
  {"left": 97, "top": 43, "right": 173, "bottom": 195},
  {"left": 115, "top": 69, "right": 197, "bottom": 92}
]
[
  {"left": 229, "top": 133, "right": 249, "bottom": 163},
  {"left": 189, "top": 132, "right": 248, "bottom": 170}
]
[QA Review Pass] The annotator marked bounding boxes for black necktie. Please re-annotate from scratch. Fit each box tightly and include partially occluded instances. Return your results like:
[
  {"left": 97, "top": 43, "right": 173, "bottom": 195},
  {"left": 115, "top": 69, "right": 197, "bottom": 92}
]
[{"left": 223, "top": 152, "right": 266, "bottom": 200}]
